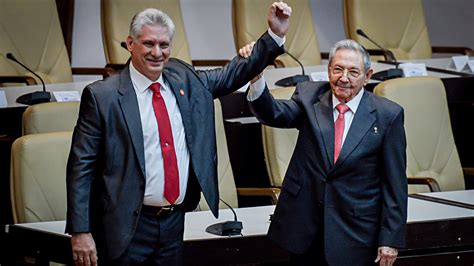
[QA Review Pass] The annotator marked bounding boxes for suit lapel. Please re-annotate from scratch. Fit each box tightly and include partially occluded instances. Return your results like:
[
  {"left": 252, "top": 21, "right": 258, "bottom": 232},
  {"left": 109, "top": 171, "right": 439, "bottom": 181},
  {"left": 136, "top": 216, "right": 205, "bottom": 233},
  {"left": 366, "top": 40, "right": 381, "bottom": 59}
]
[
  {"left": 162, "top": 69, "right": 193, "bottom": 145},
  {"left": 117, "top": 66, "right": 146, "bottom": 177},
  {"left": 333, "top": 91, "right": 376, "bottom": 169},
  {"left": 313, "top": 91, "right": 335, "bottom": 166}
]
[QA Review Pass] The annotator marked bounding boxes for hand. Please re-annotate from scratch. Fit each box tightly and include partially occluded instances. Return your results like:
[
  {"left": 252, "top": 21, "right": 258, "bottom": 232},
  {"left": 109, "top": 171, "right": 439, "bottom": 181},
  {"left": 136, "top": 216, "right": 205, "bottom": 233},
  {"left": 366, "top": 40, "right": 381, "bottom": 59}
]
[
  {"left": 375, "top": 246, "right": 398, "bottom": 266},
  {"left": 71, "top": 233, "right": 98, "bottom": 266},
  {"left": 267, "top": 2, "right": 292, "bottom": 38},
  {"left": 238, "top": 42, "right": 263, "bottom": 84},
  {"left": 239, "top": 41, "right": 255, "bottom": 58}
]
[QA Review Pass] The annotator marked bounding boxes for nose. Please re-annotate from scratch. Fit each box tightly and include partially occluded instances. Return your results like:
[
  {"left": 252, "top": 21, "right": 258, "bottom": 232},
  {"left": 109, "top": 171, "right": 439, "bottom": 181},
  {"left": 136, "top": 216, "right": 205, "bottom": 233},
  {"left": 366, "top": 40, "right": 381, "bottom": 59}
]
[
  {"left": 339, "top": 70, "right": 350, "bottom": 82},
  {"left": 150, "top": 45, "right": 162, "bottom": 57}
]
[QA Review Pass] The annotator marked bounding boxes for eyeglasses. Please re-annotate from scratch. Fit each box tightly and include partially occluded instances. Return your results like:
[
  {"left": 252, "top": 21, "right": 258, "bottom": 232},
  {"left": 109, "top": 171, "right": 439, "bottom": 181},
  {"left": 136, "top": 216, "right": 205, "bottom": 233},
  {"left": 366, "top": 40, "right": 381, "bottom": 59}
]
[{"left": 330, "top": 66, "right": 363, "bottom": 79}]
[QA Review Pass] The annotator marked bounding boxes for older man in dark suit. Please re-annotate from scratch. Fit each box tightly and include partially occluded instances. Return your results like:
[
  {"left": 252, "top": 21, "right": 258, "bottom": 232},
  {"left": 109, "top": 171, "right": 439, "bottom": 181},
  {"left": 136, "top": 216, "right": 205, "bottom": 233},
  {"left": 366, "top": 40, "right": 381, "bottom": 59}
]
[
  {"left": 66, "top": 2, "right": 291, "bottom": 265},
  {"left": 243, "top": 39, "right": 407, "bottom": 266}
]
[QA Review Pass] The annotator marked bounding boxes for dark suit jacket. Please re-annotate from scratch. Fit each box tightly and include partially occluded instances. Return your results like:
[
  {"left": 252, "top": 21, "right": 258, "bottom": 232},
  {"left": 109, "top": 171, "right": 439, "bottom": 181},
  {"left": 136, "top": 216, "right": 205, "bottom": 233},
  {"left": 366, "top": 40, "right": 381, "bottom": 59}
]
[
  {"left": 66, "top": 32, "right": 284, "bottom": 261},
  {"left": 250, "top": 81, "right": 408, "bottom": 265}
]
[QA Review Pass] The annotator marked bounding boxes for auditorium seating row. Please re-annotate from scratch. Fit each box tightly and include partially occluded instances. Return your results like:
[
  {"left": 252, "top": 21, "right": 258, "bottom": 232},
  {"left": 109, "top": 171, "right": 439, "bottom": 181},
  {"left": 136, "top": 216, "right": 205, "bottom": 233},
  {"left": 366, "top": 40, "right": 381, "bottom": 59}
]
[
  {"left": 1, "top": 0, "right": 472, "bottom": 86},
  {"left": 10, "top": 99, "right": 279, "bottom": 223}
]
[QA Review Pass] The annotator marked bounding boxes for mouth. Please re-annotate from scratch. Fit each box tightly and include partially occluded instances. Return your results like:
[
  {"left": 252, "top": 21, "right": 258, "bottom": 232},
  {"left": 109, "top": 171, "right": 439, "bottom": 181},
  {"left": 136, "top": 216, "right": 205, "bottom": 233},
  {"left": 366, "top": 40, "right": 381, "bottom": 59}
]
[
  {"left": 146, "top": 58, "right": 164, "bottom": 67},
  {"left": 336, "top": 85, "right": 351, "bottom": 90}
]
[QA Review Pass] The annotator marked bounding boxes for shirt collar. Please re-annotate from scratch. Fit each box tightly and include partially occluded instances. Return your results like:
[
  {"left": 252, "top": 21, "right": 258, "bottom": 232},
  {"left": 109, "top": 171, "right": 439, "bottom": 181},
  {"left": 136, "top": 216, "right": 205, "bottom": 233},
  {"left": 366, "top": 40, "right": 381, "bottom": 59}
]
[
  {"left": 129, "top": 61, "right": 165, "bottom": 94},
  {"left": 332, "top": 88, "right": 365, "bottom": 113}
]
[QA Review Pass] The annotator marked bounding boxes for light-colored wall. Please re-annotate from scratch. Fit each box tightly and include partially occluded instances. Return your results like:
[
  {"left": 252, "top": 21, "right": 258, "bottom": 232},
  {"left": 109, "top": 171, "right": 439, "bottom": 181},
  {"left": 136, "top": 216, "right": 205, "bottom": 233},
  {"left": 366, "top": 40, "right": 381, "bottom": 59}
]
[{"left": 71, "top": 0, "right": 474, "bottom": 68}]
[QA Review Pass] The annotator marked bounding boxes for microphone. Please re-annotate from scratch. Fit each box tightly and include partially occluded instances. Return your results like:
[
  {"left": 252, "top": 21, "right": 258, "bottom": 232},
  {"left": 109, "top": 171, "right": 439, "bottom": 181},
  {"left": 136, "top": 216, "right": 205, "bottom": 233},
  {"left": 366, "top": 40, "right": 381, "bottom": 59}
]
[
  {"left": 356, "top": 29, "right": 396, "bottom": 62},
  {"left": 205, "top": 198, "right": 243, "bottom": 236},
  {"left": 355, "top": 29, "right": 403, "bottom": 81},
  {"left": 6, "top": 53, "right": 51, "bottom": 105},
  {"left": 274, "top": 50, "right": 310, "bottom": 87}
]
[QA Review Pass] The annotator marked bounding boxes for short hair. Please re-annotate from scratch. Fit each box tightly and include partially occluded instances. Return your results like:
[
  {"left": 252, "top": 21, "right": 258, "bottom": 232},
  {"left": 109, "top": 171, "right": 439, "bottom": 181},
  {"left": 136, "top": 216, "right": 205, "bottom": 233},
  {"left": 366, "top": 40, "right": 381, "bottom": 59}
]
[
  {"left": 129, "top": 8, "right": 176, "bottom": 41},
  {"left": 328, "top": 39, "right": 371, "bottom": 72}
]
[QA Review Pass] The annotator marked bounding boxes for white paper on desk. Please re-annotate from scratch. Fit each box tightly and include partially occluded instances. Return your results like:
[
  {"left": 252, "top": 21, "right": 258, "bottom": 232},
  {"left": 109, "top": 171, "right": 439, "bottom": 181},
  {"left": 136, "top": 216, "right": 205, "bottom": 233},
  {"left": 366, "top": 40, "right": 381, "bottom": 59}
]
[
  {"left": 310, "top": 71, "right": 328, "bottom": 81},
  {"left": 52, "top": 91, "right": 80, "bottom": 102},
  {"left": 399, "top": 63, "right": 428, "bottom": 77},
  {"left": 461, "top": 60, "right": 474, "bottom": 73},
  {"left": 448, "top": 55, "right": 469, "bottom": 71},
  {"left": 0, "top": 90, "right": 7, "bottom": 107}
]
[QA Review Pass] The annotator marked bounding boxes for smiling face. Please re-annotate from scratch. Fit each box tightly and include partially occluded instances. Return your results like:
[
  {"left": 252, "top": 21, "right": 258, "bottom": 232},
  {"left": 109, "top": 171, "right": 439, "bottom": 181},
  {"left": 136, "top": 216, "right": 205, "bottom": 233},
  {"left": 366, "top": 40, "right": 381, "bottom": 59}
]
[
  {"left": 127, "top": 24, "right": 171, "bottom": 81},
  {"left": 328, "top": 49, "right": 373, "bottom": 103}
]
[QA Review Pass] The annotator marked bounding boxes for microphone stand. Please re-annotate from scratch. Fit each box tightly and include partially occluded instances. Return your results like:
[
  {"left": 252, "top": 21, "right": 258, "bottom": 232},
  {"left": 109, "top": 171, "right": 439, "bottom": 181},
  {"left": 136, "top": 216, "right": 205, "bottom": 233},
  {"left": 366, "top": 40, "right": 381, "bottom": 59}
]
[
  {"left": 205, "top": 199, "right": 243, "bottom": 236},
  {"left": 6, "top": 53, "right": 51, "bottom": 105},
  {"left": 274, "top": 50, "right": 310, "bottom": 87},
  {"left": 356, "top": 29, "right": 403, "bottom": 81}
]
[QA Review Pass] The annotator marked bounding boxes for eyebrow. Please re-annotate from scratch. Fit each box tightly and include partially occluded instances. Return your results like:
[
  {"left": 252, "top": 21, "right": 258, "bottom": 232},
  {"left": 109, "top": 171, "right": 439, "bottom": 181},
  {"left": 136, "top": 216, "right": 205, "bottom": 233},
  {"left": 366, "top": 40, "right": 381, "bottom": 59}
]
[{"left": 333, "top": 64, "right": 361, "bottom": 71}]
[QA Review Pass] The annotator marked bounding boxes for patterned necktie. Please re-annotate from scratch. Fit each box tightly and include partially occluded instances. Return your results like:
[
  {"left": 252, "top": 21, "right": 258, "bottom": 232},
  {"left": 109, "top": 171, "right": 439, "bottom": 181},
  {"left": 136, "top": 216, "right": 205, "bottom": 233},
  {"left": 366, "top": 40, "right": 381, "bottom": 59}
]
[
  {"left": 149, "top": 82, "right": 179, "bottom": 204},
  {"left": 334, "top": 103, "right": 350, "bottom": 163}
]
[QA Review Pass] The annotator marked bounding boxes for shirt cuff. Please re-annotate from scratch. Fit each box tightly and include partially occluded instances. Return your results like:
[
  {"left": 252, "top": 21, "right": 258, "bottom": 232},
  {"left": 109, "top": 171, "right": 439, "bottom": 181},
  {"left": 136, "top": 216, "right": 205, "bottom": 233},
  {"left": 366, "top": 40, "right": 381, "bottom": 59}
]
[
  {"left": 268, "top": 29, "right": 285, "bottom": 47},
  {"left": 247, "top": 76, "right": 266, "bottom": 102}
]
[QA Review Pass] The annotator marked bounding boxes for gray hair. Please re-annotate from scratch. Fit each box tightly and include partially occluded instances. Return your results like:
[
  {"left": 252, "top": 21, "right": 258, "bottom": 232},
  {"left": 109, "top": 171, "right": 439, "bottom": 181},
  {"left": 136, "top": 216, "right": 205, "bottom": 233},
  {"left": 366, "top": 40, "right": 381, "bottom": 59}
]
[
  {"left": 129, "top": 8, "right": 176, "bottom": 41},
  {"left": 328, "top": 39, "right": 371, "bottom": 72}
]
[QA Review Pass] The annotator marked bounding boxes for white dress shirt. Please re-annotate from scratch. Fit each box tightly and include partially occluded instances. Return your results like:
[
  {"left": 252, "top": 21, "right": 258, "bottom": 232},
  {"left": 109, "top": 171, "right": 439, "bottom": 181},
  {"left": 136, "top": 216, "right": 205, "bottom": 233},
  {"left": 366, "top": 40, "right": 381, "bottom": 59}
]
[
  {"left": 130, "top": 62, "right": 190, "bottom": 206},
  {"left": 331, "top": 89, "right": 364, "bottom": 146}
]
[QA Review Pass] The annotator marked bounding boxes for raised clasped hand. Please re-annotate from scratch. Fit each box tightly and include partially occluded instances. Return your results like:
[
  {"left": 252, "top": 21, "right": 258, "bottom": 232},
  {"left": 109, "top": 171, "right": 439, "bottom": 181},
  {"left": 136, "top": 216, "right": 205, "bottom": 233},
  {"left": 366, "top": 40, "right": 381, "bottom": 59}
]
[{"left": 268, "top": 1, "right": 292, "bottom": 38}]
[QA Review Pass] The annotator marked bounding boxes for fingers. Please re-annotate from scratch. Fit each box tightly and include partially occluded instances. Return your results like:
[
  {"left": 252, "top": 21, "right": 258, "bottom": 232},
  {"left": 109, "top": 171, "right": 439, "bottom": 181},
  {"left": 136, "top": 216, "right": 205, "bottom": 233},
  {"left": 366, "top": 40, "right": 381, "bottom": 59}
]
[
  {"left": 73, "top": 250, "right": 98, "bottom": 266},
  {"left": 238, "top": 42, "right": 256, "bottom": 58},
  {"left": 374, "top": 252, "right": 381, "bottom": 263},
  {"left": 375, "top": 246, "right": 398, "bottom": 266},
  {"left": 72, "top": 233, "right": 98, "bottom": 266},
  {"left": 271, "top": 2, "right": 292, "bottom": 19}
]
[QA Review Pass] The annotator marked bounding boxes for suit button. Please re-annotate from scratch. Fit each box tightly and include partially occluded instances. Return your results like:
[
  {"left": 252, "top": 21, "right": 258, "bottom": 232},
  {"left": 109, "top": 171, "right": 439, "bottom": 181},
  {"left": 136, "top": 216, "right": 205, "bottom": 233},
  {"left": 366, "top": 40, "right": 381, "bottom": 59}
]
[
  {"left": 317, "top": 201, "right": 324, "bottom": 208},
  {"left": 134, "top": 210, "right": 139, "bottom": 216}
]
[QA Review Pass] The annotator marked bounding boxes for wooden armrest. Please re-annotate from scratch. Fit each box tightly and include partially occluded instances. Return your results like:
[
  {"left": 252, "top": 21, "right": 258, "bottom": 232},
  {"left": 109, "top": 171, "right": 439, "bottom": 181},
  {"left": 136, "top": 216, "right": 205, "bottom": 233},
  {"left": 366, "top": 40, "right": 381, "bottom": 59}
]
[
  {"left": 237, "top": 187, "right": 281, "bottom": 204},
  {"left": 407, "top": 177, "right": 441, "bottom": 192},
  {"left": 71, "top": 67, "right": 115, "bottom": 78},
  {"left": 366, "top": 49, "right": 387, "bottom": 56},
  {"left": 191, "top": 60, "right": 230, "bottom": 67},
  {"left": 432, "top": 46, "right": 474, "bottom": 56},
  {"left": 105, "top": 63, "right": 126, "bottom": 71},
  {"left": 0, "top": 75, "right": 37, "bottom": 86},
  {"left": 271, "top": 59, "right": 285, "bottom": 68},
  {"left": 462, "top": 167, "right": 474, "bottom": 176}
]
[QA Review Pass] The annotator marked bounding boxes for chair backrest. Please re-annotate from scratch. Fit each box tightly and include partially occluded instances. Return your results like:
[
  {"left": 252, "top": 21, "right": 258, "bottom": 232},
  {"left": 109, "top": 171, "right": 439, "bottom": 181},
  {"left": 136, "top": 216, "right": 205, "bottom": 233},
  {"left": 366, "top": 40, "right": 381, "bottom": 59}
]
[
  {"left": 232, "top": 0, "right": 321, "bottom": 67},
  {"left": 261, "top": 87, "right": 298, "bottom": 187},
  {"left": 343, "top": 0, "right": 432, "bottom": 60},
  {"left": 0, "top": 0, "right": 73, "bottom": 84},
  {"left": 101, "top": 0, "right": 192, "bottom": 65},
  {"left": 10, "top": 131, "right": 72, "bottom": 223},
  {"left": 22, "top": 101, "right": 80, "bottom": 135},
  {"left": 374, "top": 77, "right": 465, "bottom": 193},
  {"left": 197, "top": 99, "right": 238, "bottom": 211}
]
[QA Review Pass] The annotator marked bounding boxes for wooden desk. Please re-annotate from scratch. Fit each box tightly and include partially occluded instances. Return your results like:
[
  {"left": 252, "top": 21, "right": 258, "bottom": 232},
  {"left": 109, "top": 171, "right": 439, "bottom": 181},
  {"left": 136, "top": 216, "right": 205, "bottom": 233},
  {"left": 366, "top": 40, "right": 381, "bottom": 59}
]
[
  {"left": 410, "top": 190, "right": 474, "bottom": 210},
  {"left": 3, "top": 198, "right": 474, "bottom": 265}
]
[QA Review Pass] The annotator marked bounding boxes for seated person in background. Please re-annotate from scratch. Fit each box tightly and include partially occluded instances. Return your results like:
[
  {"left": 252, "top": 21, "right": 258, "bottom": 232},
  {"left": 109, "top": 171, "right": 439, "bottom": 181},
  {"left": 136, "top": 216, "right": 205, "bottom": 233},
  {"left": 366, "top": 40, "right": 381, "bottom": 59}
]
[{"left": 240, "top": 39, "right": 407, "bottom": 266}]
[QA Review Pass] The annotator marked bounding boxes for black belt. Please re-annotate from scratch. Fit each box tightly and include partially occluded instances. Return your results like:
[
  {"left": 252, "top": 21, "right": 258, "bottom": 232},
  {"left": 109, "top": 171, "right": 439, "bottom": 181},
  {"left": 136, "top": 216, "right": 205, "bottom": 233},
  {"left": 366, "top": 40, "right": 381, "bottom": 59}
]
[{"left": 141, "top": 204, "right": 180, "bottom": 218}]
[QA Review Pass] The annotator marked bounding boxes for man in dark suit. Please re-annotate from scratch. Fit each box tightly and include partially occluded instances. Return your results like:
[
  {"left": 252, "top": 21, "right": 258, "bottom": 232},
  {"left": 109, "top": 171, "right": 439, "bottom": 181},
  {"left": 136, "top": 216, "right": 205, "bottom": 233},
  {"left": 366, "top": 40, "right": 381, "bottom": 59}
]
[
  {"left": 243, "top": 39, "right": 407, "bottom": 265},
  {"left": 66, "top": 2, "right": 291, "bottom": 265}
]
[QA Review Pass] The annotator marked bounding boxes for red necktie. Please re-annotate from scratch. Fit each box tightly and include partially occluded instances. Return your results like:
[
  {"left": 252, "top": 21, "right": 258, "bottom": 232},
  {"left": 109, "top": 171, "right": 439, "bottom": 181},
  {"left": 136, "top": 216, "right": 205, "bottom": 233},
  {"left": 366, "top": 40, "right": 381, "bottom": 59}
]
[
  {"left": 334, "top": 103, "right": 350, "bottom": 163},
  {"left": 150, "top": 83, "right": 179, "bottom": 204}
]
